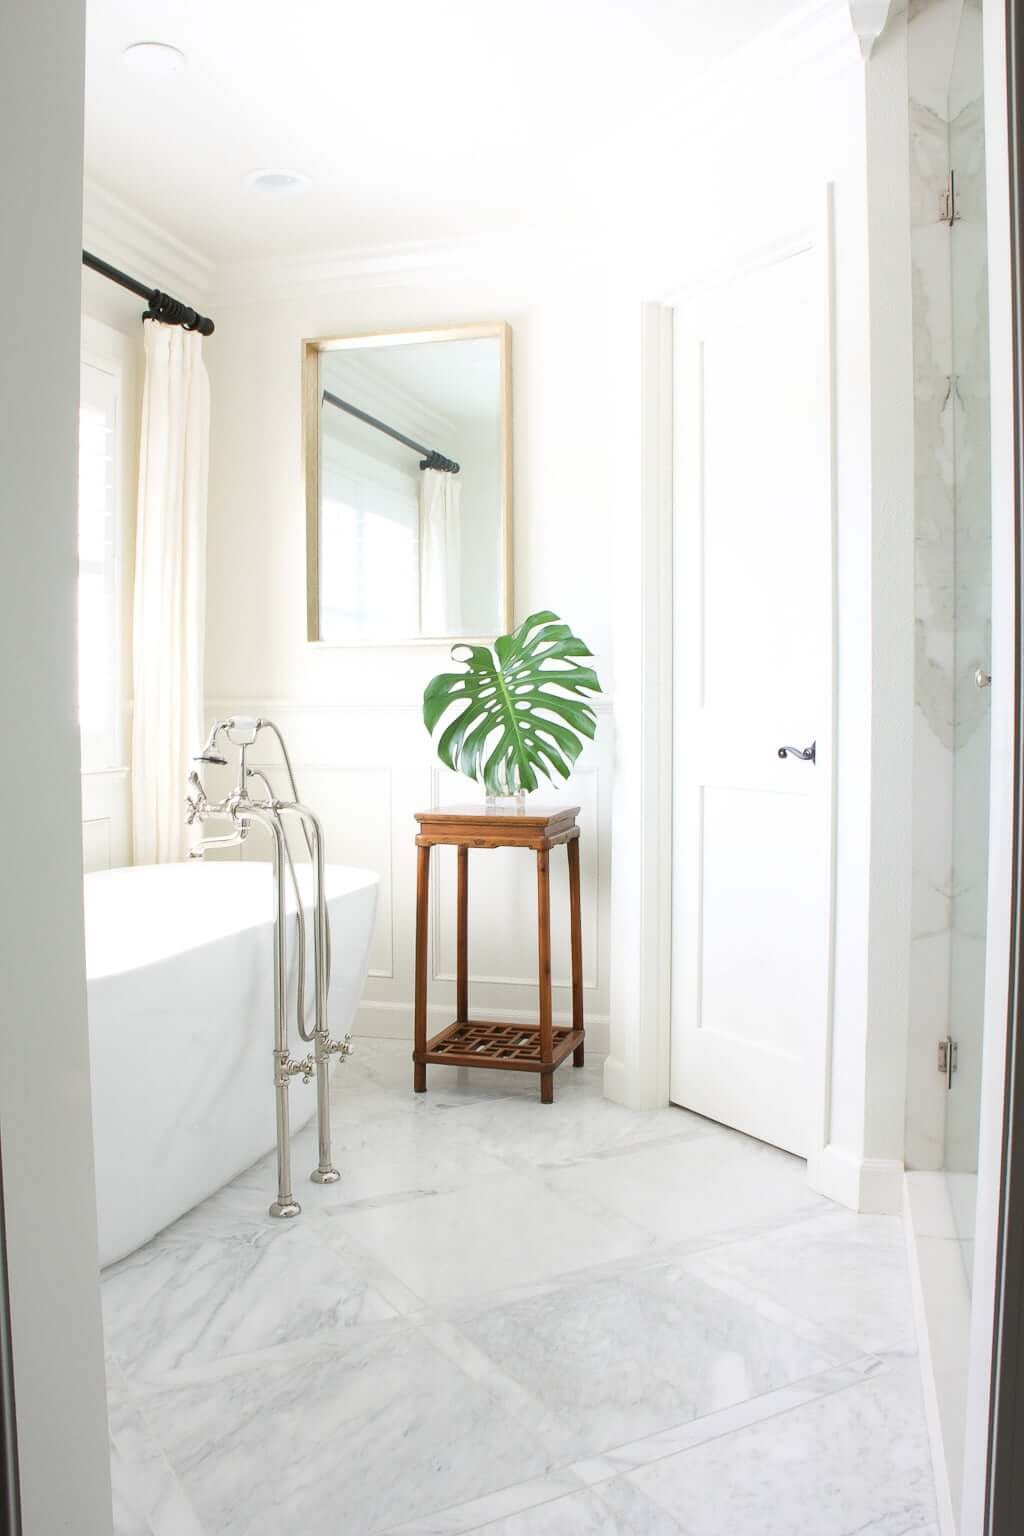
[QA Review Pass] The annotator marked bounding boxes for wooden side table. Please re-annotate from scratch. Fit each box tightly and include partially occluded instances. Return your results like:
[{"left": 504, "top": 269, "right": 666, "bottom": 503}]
[{"left": 413, "top": 805, "right": 585, "bottom": 1104}]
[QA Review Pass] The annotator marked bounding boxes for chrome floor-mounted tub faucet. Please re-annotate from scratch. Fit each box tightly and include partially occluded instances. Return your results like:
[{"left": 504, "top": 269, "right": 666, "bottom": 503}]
[{"left": 187, "top": 716, "right": 353, "bottom": 1218}]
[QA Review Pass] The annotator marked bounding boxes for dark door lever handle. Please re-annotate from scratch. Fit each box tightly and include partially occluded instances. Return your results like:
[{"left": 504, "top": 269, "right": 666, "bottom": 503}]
[{"left": 778, "top": 741, "right": 816, "bottom": 763}]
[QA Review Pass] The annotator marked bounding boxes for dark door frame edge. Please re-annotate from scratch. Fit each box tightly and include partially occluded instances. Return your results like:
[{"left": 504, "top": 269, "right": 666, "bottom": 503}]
[
  {"left": 986, "top": 1, "right": 1024, "bottom": 1529},
  {"left": 0, "top": 1140, "right": 21, "bottom": 1536}
]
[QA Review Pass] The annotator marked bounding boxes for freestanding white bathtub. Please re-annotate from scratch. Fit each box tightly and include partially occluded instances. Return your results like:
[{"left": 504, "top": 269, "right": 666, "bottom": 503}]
[{"left": 84, "top": 860, "right": 378, "bottom": 1267}]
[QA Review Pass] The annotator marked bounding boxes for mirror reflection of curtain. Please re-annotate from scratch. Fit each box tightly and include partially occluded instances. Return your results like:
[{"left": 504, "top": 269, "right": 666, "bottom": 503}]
[{"left": 419, "top": 468, "right": 462, "bottom": 634}]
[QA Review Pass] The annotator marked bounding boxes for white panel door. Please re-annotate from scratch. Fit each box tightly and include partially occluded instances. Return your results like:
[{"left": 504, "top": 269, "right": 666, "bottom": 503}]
[{"left": 670, "top": 231, "right": 833, "bottom": 1157}]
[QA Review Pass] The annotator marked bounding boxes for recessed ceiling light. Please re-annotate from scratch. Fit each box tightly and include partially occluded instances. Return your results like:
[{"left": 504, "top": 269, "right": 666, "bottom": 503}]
[
  {"left": 122, "top": 41, "right": 187, "bottom": 76},
  {"left": 245, "top": 169, "right": 311, "bottom": 197}
]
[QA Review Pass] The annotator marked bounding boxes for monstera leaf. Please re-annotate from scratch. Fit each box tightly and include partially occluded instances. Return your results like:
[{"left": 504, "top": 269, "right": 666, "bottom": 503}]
[{"left": 423, "top": 611, "right": 602, "bottom": 796}]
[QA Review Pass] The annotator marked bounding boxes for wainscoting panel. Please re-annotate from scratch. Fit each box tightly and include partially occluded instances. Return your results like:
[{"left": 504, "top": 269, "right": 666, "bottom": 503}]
[
  {"left": 81, "top": 769, "right": 130, "bottom": 873},
  {"left": 430, "top": 764, "right": 601, "bottom": 992},
  {"left": 206, "top": 699, "right": 611, "bottom": 1053},
  {"left": 81, "top": 818, "right": 112, "bottom": 874},
  {"left": 242, "top": 762, "right": 394, "bottom": 982}
]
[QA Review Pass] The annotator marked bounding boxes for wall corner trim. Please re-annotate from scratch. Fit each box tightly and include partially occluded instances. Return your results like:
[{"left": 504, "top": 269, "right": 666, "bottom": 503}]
[{"left": 807, "top": 1144, "right": 905, "bottom": 1212}]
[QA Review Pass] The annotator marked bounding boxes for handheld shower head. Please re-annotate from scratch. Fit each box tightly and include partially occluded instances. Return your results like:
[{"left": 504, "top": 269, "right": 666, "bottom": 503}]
[{"left": 194, "top": 722, "right": 229, "bottom": 766}]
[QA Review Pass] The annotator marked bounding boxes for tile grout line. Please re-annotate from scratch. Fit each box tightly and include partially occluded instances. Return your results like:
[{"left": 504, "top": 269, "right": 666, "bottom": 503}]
[{"left": 377, "top": 1355, "right": 892, "bottom": 1536}]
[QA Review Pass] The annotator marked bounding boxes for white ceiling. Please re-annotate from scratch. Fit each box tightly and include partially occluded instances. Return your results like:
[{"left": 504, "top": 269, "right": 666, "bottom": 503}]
[{"left": 85, "top": 0, "right": 808, "bottom": 263}]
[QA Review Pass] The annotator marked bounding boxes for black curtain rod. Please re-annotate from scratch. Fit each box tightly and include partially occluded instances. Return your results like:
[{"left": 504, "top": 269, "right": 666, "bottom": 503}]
[
  {"left": 82, "top": 249, "right": 215, "bottom": 337},
  {"left": 321, "top": 388, "right": 459, "bottom": 473}
]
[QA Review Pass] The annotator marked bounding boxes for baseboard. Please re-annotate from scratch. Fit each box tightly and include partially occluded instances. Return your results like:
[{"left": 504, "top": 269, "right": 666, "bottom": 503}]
[
  {"left": 354, "top": 999, "right": 610, "bottom": 1056},
  {"left": 806, "top": 1144, "right": 905, "bottom": 1213},
  {"left": 602, "top": 1053, "right": 634, "bottom": 1107},
  {"left": 904, "top": 1173, "right": 971, "bottom": 1536},
  {"left": 601, "top": 1053, "right": 672, "bottom": 1110}
]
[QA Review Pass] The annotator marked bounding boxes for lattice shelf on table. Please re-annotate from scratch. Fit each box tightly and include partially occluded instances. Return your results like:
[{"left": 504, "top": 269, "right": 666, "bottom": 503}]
[{"left": 422, "top": 1019, "right": 584, "bottom": 1074}]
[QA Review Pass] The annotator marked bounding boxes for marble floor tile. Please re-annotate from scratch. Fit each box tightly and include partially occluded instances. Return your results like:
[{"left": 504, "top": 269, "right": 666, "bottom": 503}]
[
  {"left": 544, "top": 1129, "right": 827, "bottom": 1248},
  {"left": 101, "top": 1037, "right": 937, "bottom": 1536},
  {"left": 627, "top": 1355, "right": 937, "bottom": 1536},
  {"left": 103, "top": 1218, "right": 400, "bottom": 1382},
  {"left": 382, "top": 1470, "right": 590, "bottom": 1535},
  {"left": 109, "top": 1396, "right": 205, "bottom": 1536},
  {"left": 466, "top": 1479, "right": 687, "bottom": 1535},
  {"left": 449, "top": 1257, "right": 844, "bottom": 1462},
  {"left": 453, "top": 1090, "right": 723, "bottom": 1172},
  {"left": 384, "top": 1473, "right": 686, "bottom": 1535},
  {"left": 688, "top": 1207, "right": 916, "bottom": 1355},
  {"left": 135, "top": 1326, "right": 554, "bottom": 1536},
  {"left": 322, "top": 1168, "right": 657, "bottom": 1306},
  {"left": 568, "top": 1356, "right": 889, "bottom": 1485},
  {"left": 235, "top": 1099, "right": 514, "bottom": 1208}
]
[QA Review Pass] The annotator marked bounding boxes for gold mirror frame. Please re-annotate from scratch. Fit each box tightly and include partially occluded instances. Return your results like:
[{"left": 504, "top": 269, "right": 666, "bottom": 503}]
[{"left": 303, "top": 322, "right": 513, "bottom": 646}]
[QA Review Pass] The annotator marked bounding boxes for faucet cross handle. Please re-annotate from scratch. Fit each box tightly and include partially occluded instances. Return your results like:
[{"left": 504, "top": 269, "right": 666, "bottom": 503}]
[{"left": 186, "top": 771, "right": 208, "bottom": 826}]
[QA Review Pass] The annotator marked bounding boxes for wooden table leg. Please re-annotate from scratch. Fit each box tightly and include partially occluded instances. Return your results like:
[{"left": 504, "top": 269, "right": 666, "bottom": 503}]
[
  {"left": 414, "top": 843, "right": 431, "bottom": 1093},
  {"left": 537, "top": 847, "right": 554, "bottom": 1104},
  {"left": 567, "top": 834, "right": 585, "bottom": 1067},
  {"left": 456, "top": 845, "right": 469, "bottom": 1024}
]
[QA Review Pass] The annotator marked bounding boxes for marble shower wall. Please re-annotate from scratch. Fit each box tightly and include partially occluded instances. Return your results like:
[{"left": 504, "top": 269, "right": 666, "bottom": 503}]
[
  {"left": 946, "top": 0, "right": 990, "bottom": 1176},
  {"left": 905, "top": 0, "right": 990, "bottom": 1173}
]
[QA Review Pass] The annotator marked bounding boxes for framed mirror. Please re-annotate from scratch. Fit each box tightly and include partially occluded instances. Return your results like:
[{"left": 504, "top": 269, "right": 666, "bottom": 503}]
[{"left": 303, "top": 323, "right": 512, "bottom": 645}]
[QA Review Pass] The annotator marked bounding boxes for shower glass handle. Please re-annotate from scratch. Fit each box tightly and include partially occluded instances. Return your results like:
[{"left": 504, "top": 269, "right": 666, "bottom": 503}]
[{"left": 778, "top": 741, "right": 816, "bottom": 763}]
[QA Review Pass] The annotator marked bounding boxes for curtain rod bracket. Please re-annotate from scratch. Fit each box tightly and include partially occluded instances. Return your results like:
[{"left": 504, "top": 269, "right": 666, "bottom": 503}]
[{"left": 83, "top": 249, "right": 215, "bottom": 336}]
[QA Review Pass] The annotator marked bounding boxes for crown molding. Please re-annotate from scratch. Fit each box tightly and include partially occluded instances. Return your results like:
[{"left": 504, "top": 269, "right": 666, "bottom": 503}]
[
  {"left": 82, "top": 175, "right": 215, "bottom": 300},
  {"left": 847, "top": 0, "right": 898, "bottom": 57},
  {"left": 205, "top": 229, "right": 597, "bottom": 308}
]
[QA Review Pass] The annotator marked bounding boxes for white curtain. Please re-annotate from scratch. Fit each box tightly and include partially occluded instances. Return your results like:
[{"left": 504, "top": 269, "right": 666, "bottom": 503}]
[
  {"left": 131, "top": 322, "right": 210, "bottom": 864},
  {"left": 419, "top": 468, "right": 462, "bottom": 634}
]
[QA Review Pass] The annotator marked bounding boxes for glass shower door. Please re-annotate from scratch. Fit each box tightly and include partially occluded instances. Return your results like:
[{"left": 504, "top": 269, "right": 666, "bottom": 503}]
[{"left": 944, "top": 0, "right": 991, "bottom": 1288}]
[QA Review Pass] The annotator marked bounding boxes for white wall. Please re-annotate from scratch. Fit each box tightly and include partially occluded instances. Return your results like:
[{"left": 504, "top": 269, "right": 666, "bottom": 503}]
[
  {"left": 0, "top": 3, "right": 113, "bottom": 1530},
  {"left": 203, "top": 273, "right": 615, "bottom": 1048}
]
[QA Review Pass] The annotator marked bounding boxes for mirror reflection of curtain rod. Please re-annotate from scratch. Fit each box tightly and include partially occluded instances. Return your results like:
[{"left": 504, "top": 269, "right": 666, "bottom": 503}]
[
  {"left": 82, "top": 249, "right": 215, "bottom": 336},
  {"left": 321, "top": 388, "right": 460, "bottom": 474}
]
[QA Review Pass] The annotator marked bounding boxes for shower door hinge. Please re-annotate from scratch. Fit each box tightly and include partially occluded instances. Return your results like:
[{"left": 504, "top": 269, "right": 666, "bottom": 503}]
[
  {"left": 938, "top": 1036, "right": 959, "bottom": 1088},
  {"left": 941, "top": 170, "right": 960, "bottom": 226}
]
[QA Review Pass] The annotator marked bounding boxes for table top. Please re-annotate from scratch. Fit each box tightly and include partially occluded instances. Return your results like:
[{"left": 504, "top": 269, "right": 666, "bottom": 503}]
[
  {"left": 416, "top": 804, "right": 580, "bottom": 829},
  {"left": 415, "top": 803, "right": 581, "bottom": 849}
]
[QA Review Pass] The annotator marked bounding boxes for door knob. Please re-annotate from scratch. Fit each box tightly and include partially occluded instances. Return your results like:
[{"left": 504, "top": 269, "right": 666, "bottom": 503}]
[
  {"left": 778, "top": 741, "right": 816, "bottom": 763},
  {"left": 975, "top": 668, "right": 991, "bottom": 689}
]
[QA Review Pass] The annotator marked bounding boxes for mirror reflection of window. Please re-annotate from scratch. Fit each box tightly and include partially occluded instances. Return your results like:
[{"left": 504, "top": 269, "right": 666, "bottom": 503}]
[
  {"left": 321, "top": 440, "right": 419, "bottom": 641},
  {"left": 310, "top": 327, "right": 509, "bottom": 645}
]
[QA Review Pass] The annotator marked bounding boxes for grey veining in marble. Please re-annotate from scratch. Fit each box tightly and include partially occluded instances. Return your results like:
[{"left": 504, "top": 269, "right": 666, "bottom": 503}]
[
  {"left": 103, "top": 1218, "right": 400, "bottom": 1382},
  {"left": 627, "top": 1355, "right": 937, "bottom": 1536},
  {"left": 687, "top": 1207, "right": 916, "bottom": 1355},
  {"left": 543, "top": 1126, "right": 827, "bottom": 1247},
  {"left": 465, "top": 1480, "right": 687, "bottom": 1535},
  {"left": 108, "top": 1395, "right": 204, "bottom": 1536},
  {"left": 137, "top": 1326, "right": 554, "bottom": 1536},
  {"left": 320, "top": 1166, "right": 658, "bottom": 1307},
  {"left": 450, "top": 1257, "right": 842, "bottom": 1462},
  {"left": 906, "top": 0, "right": 992, "bottom": 1184},
  {"left": 105, "top": 1039, "right": 937, "bottom": 1536}
]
